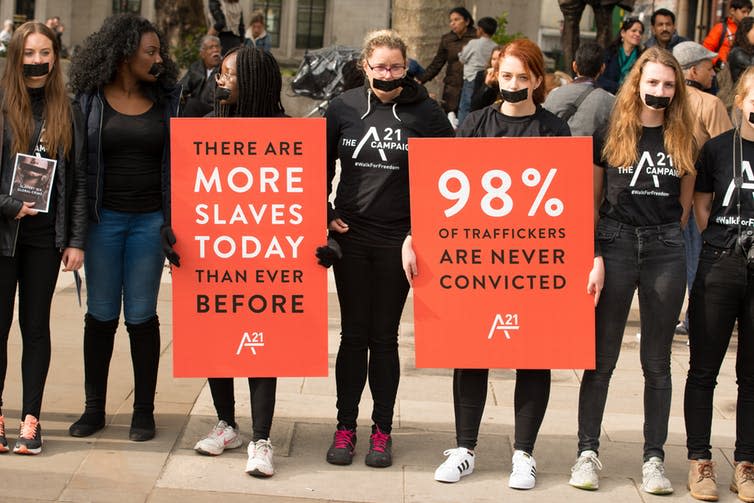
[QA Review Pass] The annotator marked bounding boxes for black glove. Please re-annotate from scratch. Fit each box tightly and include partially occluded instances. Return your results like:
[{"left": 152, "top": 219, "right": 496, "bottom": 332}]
[
  {"left": 160, "top": 224, "right": 181, "bottom": 267},
  {"left": 315, "top": 237, "right": 342, "bottom": 268}
]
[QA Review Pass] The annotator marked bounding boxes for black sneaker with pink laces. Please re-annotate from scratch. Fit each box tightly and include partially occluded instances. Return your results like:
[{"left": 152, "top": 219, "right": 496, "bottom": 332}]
[
  {"left": 365, "top": 425, "right": 392, "bottom": 468},
  {"left": 326, "top": 426, "right": 356, "bottom": 465}
]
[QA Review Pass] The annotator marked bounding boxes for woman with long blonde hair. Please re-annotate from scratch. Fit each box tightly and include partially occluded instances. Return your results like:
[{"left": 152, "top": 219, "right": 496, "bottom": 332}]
[
  {"left": 569, "top": 47, "right": 696, "bottom": 494},
  {"left": 0, "top": 21, "right": 87, "bottom": 455}
]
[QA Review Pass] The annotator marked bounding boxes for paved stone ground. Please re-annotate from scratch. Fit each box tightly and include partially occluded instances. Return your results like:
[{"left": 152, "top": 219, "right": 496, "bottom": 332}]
[{"left": 0, "top": 269, "right": 743, "bottom": 502}]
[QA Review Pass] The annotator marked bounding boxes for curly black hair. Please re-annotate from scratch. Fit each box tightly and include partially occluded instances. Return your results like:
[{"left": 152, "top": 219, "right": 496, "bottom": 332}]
[{"left": 68, "top": 13, "right": 178, "bottom": 100}]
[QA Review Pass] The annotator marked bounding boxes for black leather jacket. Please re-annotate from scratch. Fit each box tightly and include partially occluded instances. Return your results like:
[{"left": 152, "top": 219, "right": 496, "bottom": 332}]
[
  {"left": 728, "top": 46, "right": 754, "bottom": 85},
  {"left": 0, "top": 101, "right": 88, "bottom": 257}
]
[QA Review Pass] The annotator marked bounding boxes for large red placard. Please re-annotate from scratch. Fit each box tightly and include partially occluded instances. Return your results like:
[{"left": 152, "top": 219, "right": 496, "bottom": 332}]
[
  {"left": 408, "top": 136, "right": 595, "bottom": 369},
  {"left": 170, "top": 118, "right": 327, "bottom": 377}
]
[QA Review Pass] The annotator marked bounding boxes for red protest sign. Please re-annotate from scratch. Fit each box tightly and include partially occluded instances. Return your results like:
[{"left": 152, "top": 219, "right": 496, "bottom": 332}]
[
  {"left": 408, "top": 136, "right": 594, "bottom": 369},
  {"left": 170, "top": 118, "right": 327, "bottom": 377}
]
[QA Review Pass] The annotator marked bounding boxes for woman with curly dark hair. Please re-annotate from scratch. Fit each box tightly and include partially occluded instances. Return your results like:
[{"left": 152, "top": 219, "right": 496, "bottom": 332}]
[
  {"left": 66, "top": 13, "right": 181, "bottom": 442},
  {"left": 192, "top": 46, "right": 285, "bottom": 478},
  {"left": 0, "top": 21, "right": 87, "bottom": 455}
]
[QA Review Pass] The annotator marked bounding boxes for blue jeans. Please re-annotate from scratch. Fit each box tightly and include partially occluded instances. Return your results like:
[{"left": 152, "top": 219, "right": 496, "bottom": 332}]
[
  {"left": 578, "top": 218, "right": 686, "bottom": 460},
  {"left": 85, "top": 209, "right": 164, "bottom": 323},
  {"left": 457, "top": 79, "right": 475, "bottom": 126},
  {"left": 685, "top": 244, "right": 754, "bottom": 462},
  {"left": 679, "top": 211, "right": 703, "bottom": 329}
]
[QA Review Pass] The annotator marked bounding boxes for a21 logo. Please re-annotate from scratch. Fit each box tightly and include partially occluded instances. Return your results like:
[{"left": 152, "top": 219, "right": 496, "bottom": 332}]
[
  {"left": 488, "top": 313, "right": 520, "bottom": 340},
  {"left": 236, "top": 331, "right": 265, "bottom": 355}
]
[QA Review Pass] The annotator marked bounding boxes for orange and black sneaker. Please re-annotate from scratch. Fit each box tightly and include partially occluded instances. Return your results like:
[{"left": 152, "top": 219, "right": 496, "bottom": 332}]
[
  {"left": 0, "top": 415, "right": 8, "bottom": 453},
  {"left": 13, "top": 414, "right": 42, "bottom": 455}
]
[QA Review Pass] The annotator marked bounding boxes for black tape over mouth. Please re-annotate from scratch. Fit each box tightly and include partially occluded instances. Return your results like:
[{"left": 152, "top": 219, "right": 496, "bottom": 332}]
[
  {"left": 644, "top": 94, "right": 671, "bottom": 110},
  {"left": 23, "top": 63, "right": 49, "bottom": 77},
  {"left": 215, "top": 86, "right": 232, "bottom": 101},
  {"left": 372, "top": 77, "right": 405, "bottom": 92},
  {"left": 148, "top": 63, "right": 163, "bottom": 77},
  {"left": 500, "top": 88, "right": 528, "bottom": 103}
]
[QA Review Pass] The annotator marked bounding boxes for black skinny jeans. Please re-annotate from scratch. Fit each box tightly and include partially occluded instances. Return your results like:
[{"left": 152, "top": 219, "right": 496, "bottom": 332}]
[
  {"left": 208, "top": 377, "right": 277, "bottom": 441},
  {"left": 0, "top": 246, "right": 61, "bottom": 419},
  {"left": 454, "top": 368, "right": 551, "bottom": 453},
  {"left": 685, "top": 244, "right": 754, "bottom": 462},
  {"left": 578, "top": 219, "right": 686, "bottom": 461},
  {"left": 332, "top": 236, "right": 410, "bottom": 433}
]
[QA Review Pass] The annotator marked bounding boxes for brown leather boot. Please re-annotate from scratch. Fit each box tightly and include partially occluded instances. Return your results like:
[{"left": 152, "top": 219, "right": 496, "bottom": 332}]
[
  {"left": 688, "top": 459, "right": 718, "bottom": 501},
  {"left": 731, "top": 461, "right": 754, "bottom": 503}
]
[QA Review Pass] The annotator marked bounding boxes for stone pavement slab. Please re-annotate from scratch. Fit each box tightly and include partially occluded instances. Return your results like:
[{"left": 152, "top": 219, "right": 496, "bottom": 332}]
[{"left": 0, "top": 270, "right": 744, "bottom": 502}]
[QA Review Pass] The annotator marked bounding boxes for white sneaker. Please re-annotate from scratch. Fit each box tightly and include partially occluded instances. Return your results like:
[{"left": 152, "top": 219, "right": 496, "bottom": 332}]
[
  {"left": 193, "top": 420, "right": 242, "bottom": 456},
  {"left": 245, "top": 438, "right": 274, "bottom": 477},
  {"left": 509, "top": 450, "right": 537, "bottom": 489},
  {"left": 434, "top": 447, "right": 475, "bottom": 483},
  {"left": 569, "top": 450, "right": 602, "bottom": 490},
  {"left": 641, "top": 456, "right": 673, "bottom": 495}
]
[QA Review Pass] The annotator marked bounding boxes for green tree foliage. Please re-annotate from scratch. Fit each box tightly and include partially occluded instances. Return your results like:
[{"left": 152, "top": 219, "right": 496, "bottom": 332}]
[
  {"left": 492, "top": 12, "right": 524, "bottom": 46},
  {"left": 154, "top": 0, "right": 207, "bottom": 69}
]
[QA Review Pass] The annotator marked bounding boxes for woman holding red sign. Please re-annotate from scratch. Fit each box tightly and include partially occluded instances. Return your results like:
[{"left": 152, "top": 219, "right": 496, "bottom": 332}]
[
  {"left": 404, "top": 38, "right": 570, "bottom": 489},
  {"left": 191, "top": 45, "right": 285, "bottom": 479},
  {"left": 0, "top": 21, "right": 87, "bottom": 455},
  {"left": 569, "top": 47, "right": 696, "bottom": 494},
  {"left": 322, "top": 29, "right": 453, "bottom": 468}
]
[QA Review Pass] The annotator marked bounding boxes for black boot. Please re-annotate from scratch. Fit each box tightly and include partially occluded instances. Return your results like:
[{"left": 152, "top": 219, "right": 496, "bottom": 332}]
[
  {"left": 69, "top": 314, "right": 117, "bottom": 437},
  {"left": 126, "top": 315, "right": 160, "bottom": 441}
]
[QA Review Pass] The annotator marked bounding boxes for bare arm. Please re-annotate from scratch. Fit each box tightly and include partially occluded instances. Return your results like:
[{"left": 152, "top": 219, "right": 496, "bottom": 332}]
[
  {"left": 694, "top": 192, "right": 713, "bottom": 232},
  {"left": 593, "top": 164, "right": 604, "bottom": 227},
  {"left": 680, "top": 174, "right": 696, "bottom": 229}
]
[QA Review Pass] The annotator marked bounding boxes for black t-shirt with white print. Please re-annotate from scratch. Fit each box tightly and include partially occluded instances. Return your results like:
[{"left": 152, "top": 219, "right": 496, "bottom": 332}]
[
  {"left": 326, "top": 83, "right": 454, "bottom": 245},
  {"left": 594, "top": 126, "right": 683, "bottom": 226},
  {"left": 695, "top": 129, "right": 754, "bottom": 248}
]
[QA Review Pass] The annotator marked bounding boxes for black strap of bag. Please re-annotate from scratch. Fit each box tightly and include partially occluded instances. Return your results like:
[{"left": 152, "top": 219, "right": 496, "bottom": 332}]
[{"left": 558, "top": 84, "right": 597, "bottom": 123}]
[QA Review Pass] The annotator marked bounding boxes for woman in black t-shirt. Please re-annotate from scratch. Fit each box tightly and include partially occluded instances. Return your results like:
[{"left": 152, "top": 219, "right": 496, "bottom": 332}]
[
  {"left": 0, "top": 22, "right": 87, "bottom": 455},
  {"left": 569, "top": 47, "right": 696, "bottom": 495},
  {"left": 684, "top": 67, "right": 754, "bottom": 502},
  {"left": 67, "top": 14, "right": 180, "bottom": 443},
  {"left": 404, "top": 38, "right": 570, "bottom": 490}
]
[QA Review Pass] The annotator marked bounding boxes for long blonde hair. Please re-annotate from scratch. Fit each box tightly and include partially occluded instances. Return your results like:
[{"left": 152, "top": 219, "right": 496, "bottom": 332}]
[
  {"left": 0, "top": 22, "right": 72, "bottom": 159},
  {"left": 603, "top": 47, "right": 696, "bottom": 176}
]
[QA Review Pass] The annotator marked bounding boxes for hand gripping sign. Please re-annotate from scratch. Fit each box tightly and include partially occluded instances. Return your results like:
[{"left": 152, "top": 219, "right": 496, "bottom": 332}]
[
  {"left": 408, "top": 137, "right": 594, "bottom": 369},
  {"left": 170, "top": 118, "right": 327, "bottom": 377}
]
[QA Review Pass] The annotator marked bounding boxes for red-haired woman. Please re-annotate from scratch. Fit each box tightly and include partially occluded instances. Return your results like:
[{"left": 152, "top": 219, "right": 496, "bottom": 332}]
[
  {"left": 0, "top": 21, "right": 87, "bottom": 455},
  {"left": 404, "top": 38, "right": 570, "bottom": 489}
]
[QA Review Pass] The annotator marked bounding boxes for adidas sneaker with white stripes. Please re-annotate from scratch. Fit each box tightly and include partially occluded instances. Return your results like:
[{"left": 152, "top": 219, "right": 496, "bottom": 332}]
[
  {"left": 509, "top": 450, "right": 537, "bottom": 489},
  {"left": 434, "top": 447, "right": 475, "bottom": 483}
]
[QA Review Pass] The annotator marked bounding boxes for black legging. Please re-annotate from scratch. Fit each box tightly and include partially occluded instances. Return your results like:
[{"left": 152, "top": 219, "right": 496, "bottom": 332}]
[
  {"left": 208, "top": 377, "right": 277, "bottom": 441},
  {"left": 453, "top": 368, "right": 551, "bottom": 453},
  {"left": 0, "top": 246, "right": 61, "bottom": 419},
  {"left": 332, "top": 236, "right": 410, "bottom": 433}
]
